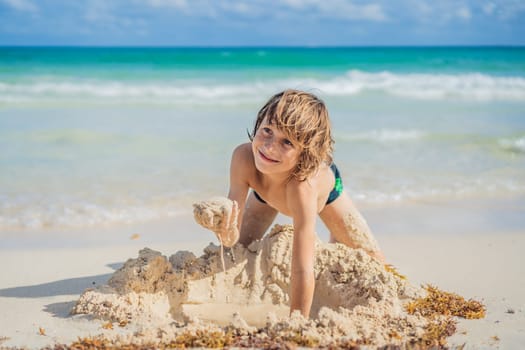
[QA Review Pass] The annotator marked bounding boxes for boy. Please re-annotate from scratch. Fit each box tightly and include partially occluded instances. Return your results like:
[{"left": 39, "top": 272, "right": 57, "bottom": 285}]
[{"left": 195, "top": 89, "right": 385, "bottom": 318}]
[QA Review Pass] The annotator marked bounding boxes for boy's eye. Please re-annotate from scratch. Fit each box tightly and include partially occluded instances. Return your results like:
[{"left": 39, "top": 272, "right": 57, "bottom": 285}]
[
  {"left": 283, "top": 139, "right": 293, "bottom": 147},
  {"left": 262, "top": 127, "right": 272, "bottom": 135}
]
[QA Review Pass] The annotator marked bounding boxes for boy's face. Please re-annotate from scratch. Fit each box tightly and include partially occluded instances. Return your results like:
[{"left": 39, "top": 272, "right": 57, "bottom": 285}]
[{"left": 251, "top": 117, "right": 300, "bottom": 177}]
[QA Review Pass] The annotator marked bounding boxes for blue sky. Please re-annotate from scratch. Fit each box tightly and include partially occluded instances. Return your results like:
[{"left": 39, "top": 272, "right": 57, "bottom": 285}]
[{"left": 1, "top": 0, "right": 524, "bottom": 46}]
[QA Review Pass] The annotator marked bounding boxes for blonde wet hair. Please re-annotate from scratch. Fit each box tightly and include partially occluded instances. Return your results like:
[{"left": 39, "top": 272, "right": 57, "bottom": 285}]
[{"left": 250, "top": 89, "right": 334, "bottom": 181}]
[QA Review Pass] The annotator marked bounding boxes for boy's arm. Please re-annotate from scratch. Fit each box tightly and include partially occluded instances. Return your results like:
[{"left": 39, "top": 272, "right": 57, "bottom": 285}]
[
  {"left": 287, "top": 181, "right": 318, "bottom": 318},
  {"left": 227, "top": 144, "right": 251, "bottom": 232},
  {"left": 193, "top": 144, "right": 249, "bottom": 247}
]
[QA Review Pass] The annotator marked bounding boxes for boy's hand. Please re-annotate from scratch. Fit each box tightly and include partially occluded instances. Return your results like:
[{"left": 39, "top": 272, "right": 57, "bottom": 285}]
[{"left": 193, "top": 197, "right": 240, "bottom": 247}]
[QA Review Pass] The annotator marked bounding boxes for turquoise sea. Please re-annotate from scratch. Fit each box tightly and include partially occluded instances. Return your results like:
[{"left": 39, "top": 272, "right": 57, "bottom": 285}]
[{"left": 1, "top": 46, "right": 524, "bottom": 230}]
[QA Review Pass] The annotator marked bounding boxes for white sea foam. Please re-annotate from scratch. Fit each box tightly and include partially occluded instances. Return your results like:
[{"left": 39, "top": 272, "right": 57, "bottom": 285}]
[
  {"left": 1, "top": 71, "right": 525, "bottom": 106},
  {"left": 0, "top": 197, "right": 187, "bottom": 230},
  {"left": 339, "top": 129, "right": 426, "bottom": 143},
  {"left": 352, "top": 178, "right": 525, "bottom": 205},
  {"left": 499, "top": 136, "right": 525, "bottom": 153},
  {"left": 1, "top": 175, "right": 524, "bottom": 230},
  {"left": 336, "top": 70, "right": 525, "bottom": 101}
]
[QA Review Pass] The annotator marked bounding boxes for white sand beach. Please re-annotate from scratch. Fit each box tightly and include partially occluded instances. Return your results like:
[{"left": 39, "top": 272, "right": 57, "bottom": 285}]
[{"left": 0, "top": 198, "right": 524, "bottom": 349}]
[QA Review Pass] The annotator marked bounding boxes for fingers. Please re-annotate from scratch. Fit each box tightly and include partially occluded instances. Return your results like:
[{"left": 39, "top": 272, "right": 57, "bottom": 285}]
[
  {"left": 230, "top": 200, "right": 238, "bottom": 228},
  {"left": 193, "top": 197, "right": 240, "bottom": 247},
  {"left": 218, "top": 200, "right": 239, "bottom": 247},
  {"left": 219, "top": 199, "right": 237, "bottom": 231},
  {"left": 220, "top": 201, "right": 232, "bottom": 231},
  {"left": 193, "top": 204, "right": 214, "bottom": 229}
]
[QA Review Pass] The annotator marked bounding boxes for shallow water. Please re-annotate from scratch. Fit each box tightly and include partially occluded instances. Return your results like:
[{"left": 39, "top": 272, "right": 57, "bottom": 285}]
[{"left": 1, "top": 47, "right": 524, "bottom": 229}]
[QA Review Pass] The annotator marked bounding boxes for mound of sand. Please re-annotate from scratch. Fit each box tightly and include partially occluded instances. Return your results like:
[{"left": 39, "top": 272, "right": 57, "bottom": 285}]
[{"left": 73, "top": 224, "right": 432, "bottom": 346}]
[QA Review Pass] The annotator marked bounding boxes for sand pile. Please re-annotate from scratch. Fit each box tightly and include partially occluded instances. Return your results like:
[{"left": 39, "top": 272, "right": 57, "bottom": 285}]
[{"left": 73, "top": 223, "right": 435, "bottom": 347}]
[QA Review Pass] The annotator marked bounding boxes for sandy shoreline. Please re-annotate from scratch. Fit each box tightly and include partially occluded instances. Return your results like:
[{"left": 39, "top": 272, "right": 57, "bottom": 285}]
[{"left": 1, "top": 199, "right": 524, "bottom": 349}]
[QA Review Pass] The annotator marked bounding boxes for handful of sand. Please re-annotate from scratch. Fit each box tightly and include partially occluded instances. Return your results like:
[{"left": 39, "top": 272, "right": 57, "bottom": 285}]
[{"left": 193, "top": 197, "right": 239, "bottom": 247}]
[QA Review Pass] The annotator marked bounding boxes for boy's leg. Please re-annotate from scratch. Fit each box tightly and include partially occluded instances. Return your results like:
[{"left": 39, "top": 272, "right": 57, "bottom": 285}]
[
  {"left": 320, "top": 192, "right": 385, "bottom": 262},
  {"left": 238, "top": 191, "right": 278, "bottom": 247}
]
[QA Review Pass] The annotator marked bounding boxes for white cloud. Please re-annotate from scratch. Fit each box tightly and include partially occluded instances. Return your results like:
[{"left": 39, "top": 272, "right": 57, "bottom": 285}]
[
  {"left": 281, "top": 0, "right": 387, "bottom": 21},
  {"left": 281, "top": 0, "right": 305, "bottom": 9},
  {"left": 329, "top": 2, "right": 386, "bottom": 21},
  {"left": 82, "top": 0, "right": 148, "bottom": 35},
  {"left": 142, "top": 0, "right": 188, "bottom": 9},
  {"left": 217, "top": 1, "right": 263, "bottom": 17},
  {"left": 136, "top": 0, "right": 209, "bottom": 17},
  {"left": 224, "top": 2, "right": 255, "bottom": 15},
  {"left": 493, "top": 0, "right": 525, "bottom": 20},
  {"left": 135, "top": 0, "right": 387, "bottom": 22},
  {"left": 456, "top": 6, "right": 471, "bottom": 20},
  {"left": 352, "top": 3, "right": 387, "bottom": 21},
  {"left": 410, "top": 1, "right": 432, "bottom": 17},
  {"left": 482, "top": 2, "right": 496, "bottom": 15},
  {"left": 406, "top": 0, "right": 525, "bottom": 23},
  {"left": 1, "top": 0, "right": 37, "bottom": 12},
  {"left": 407, "top": 1, "right": 478, "bottom": 23},
  {"left": 84, "top": 0, "right": 115, "bottom": 23}
]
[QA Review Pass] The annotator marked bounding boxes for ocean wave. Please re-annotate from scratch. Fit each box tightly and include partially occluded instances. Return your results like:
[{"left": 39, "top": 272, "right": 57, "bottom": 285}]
[
  {"left": 1, "top": 70, "right": 525, "bottom": 105},
  {"left": 499, "top": 136, "right": 525, "bottom": 154},
  {"left": 0, "top": 80, "right": 257, "bottom": 99},
  {"left": 338, "top": 129, "right": 426, "bottom": 143},
  {"left": 1, "top": 176, "right": 524, "bottom": 230},
  {"left": 326, "top": 70, "right": 525, "bottom": 101},
  {"left": 0, "top": 196, "right": 187, "bottom": 230},
  {"left": 352, "top": 178, "right": 525, "bottom": 204}
]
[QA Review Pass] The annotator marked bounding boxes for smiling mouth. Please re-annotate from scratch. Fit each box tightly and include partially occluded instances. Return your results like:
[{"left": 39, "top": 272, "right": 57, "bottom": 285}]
[{"left": 258, "top": 149, "right": 279, "bottom": 163}]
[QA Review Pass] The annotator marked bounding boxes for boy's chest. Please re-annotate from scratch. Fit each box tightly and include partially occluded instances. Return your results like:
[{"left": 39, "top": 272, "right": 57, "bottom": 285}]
[
  {"left": 253, "top": 183, "right": 293, "bottom": 216},
  {"left": 251, "top": 177, "right": 333, "bottom": 216}
]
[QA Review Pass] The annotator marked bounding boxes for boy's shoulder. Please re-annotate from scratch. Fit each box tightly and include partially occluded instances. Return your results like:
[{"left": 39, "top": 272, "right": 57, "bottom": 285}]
[
  {"left": 231, "top": 143, "right": 256, "bottom": 169},
  {"left": 231, "top": 143, "right": 257, "bottom": 181},
  {"left": 232, "top": 142, "right": 253, "bottom": 160}
]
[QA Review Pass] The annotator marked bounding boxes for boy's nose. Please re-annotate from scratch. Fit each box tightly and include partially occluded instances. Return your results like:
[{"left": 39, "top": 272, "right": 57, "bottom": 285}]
[{"left": 264, "top": 137, "right": 276, "bottom": 150}]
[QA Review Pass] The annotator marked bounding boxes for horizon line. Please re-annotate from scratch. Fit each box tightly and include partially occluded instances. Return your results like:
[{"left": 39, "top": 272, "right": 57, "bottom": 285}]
[{"left": 1, "top": 44, "right": 525, "bottom": 49}]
